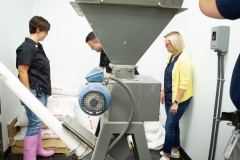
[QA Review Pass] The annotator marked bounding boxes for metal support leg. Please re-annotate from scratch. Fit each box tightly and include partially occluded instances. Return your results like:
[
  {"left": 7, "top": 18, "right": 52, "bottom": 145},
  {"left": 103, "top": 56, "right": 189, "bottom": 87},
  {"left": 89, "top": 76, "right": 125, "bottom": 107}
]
[
  {"left": 131, "top": 124, "right": 150, "bottom": 160},
  {"left": 92, "top": 122, "right": 151, "bottom": 160},
  {"left": 63, "top": 116, "right": 150, "bottom": 160},
  {"left": 91, "top": 124, "right": 113, "bottom": 160}
]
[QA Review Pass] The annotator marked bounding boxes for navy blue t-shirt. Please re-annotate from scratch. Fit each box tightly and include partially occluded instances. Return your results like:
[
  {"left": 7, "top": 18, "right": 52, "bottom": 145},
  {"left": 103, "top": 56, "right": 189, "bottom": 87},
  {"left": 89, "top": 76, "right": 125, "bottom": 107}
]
[
  {"left": 16, "top": 38, "right": 51, "bottom": 95},
  {"left": 230, "top": 54, "right": 240, "bottom": 110},
  {"left": 216, "top": 0, "right": 240, "bottom": 20}
]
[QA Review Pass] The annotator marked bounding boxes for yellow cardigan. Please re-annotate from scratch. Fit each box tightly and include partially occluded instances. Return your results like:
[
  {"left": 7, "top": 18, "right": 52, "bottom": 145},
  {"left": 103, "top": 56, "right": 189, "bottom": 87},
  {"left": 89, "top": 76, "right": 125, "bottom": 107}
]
[{"left": 166, "top": 52, "right": 193, "bottom": 103}]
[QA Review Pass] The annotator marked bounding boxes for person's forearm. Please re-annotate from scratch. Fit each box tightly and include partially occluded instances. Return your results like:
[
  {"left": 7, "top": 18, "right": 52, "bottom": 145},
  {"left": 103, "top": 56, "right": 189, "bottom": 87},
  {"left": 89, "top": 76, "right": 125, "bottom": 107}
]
[
  {"left": 161, "top": 87, "right": 165, "bottom": 95},
  {"left": 175, "top": 88, "right": 186, "bottom": 102},
  {"left": 19, "top": 72, "right": 30, "bottom": 91},
  {"left": 199, "top": 0, "right": 224, "bottom": 19}
]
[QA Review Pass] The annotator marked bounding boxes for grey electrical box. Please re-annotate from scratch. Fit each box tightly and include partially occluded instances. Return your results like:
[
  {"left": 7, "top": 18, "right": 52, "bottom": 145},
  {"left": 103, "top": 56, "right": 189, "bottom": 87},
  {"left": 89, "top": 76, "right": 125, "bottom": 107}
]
[{"left": 210, "top": 26, "right": 230, "bottom": 53}]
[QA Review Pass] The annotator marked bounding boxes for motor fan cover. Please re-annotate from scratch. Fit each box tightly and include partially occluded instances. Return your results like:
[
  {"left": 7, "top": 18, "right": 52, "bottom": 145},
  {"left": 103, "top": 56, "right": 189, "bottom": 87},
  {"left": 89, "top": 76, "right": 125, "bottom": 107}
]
[{"left": 78, "top": 83, "right": 111, "bottom": 116}]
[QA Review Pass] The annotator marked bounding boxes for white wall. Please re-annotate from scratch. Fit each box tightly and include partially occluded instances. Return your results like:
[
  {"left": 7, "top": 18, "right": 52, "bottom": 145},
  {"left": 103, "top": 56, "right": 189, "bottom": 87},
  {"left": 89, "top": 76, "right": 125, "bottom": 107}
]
[
  {"left": 0, "top": 0, "right": 239, "bottom": 160},
  {"left": 0, "top": 0, "right": 33, "bottom": 152},
  {"left": 32, "top": 1, "right": 240, "bottom": 159},
  {"left": 32, "top": 0, "right": 99, "bottom": 82},
  {"left": 178, "top": 1, "right": 240, "bottom": 160}
]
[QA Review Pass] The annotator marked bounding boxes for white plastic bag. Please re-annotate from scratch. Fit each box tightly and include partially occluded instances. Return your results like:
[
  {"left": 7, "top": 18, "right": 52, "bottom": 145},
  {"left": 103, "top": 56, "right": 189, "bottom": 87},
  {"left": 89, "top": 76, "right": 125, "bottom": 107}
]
[
  {"left": 128, "top": 121, "right": 165, "bottom": 150},
  {"left": 8, "top": 126, "right": 27, "bottom": 146},
  {"left": 143, "top": 121, "right": 165, "bottom": 150},
  {"left": 14, "top": 107, "right": 28, "bottom": 127}
]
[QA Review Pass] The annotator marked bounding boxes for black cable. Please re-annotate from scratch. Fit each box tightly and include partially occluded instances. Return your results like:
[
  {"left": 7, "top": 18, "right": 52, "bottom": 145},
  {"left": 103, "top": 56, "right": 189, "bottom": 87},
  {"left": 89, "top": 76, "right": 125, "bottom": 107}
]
[{"left": 106, "top": 76, "right": 135, "bottom": 153}]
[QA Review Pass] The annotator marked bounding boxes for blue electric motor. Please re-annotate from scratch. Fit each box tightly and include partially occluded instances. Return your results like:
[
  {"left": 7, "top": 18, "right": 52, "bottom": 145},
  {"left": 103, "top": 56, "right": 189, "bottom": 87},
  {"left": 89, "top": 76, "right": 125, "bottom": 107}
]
[{"left": 78, "top": 67, "right": 111, "bottom": 116}]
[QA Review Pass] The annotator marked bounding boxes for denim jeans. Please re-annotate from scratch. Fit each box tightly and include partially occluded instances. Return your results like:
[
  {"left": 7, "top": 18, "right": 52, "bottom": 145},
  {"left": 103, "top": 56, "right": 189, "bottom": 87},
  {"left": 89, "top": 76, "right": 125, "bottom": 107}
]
[
  {"left": 163, "top": 98, "right": 191, "bottom": 155},
  {"left": 20, "top": 89, "right": 47, "bottom": 136}
]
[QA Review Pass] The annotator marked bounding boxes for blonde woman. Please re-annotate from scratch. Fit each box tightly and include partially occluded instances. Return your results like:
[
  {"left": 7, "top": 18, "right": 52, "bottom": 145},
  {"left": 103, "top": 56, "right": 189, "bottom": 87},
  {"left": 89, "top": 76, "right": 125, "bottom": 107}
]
[{"left": 160, "top": 31, "right": 193, "bottom": 160}]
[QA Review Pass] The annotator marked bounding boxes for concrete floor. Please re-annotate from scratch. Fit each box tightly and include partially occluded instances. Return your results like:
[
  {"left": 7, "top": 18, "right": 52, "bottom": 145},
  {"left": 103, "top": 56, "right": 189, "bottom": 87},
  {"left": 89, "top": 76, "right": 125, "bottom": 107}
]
[{"left": 5, "top": 149, "right": 185, "bottom": 160}]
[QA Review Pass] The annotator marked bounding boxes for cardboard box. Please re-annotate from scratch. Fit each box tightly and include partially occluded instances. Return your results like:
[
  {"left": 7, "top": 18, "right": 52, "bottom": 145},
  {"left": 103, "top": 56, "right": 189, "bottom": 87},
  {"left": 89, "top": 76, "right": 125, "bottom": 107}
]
[{"left": 8, "top": 118, "right": 70, "bottom": 154}]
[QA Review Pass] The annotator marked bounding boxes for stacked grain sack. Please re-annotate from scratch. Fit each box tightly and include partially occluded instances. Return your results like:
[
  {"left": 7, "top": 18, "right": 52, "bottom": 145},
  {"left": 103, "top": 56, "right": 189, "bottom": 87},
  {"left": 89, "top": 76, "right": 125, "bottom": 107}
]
[
  {"left": 50, "top": 80, "right": 100, "bottom": 134},
  {"left": 11, "top": 80, "right": 100, "bottom": 150}
]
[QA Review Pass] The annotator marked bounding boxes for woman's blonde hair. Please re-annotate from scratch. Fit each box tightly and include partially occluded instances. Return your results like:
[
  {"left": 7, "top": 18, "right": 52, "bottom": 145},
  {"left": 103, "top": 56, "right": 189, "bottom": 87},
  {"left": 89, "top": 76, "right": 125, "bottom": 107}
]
[{"left": 164, "top": 31, "right": 185, "bottom": 52}]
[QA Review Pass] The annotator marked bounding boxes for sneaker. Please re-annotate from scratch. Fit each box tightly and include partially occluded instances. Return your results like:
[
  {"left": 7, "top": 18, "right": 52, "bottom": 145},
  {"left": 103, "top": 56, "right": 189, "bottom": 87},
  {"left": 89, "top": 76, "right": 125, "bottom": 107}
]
[
  {"left": 160, "top": 156, "right": 170, "bottom": 160},
  {"left": 160, "top": 151, "right": 180, "bottom": 158}
]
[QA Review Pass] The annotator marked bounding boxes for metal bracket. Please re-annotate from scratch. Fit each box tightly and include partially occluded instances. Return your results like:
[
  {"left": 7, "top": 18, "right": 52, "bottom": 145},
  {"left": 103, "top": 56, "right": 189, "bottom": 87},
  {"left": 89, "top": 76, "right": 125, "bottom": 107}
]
[
  {"left": 220, "top": 111, "right": 240, "bottom": 130},
  {"left": 66, "top": 142, "right": 82, "bottom": 157},
  {"left": 213, "top": 117, "right": 220, "bottom": 121},
  {"left": 217, "top": 78, "right": 225, "bottom": 81}
]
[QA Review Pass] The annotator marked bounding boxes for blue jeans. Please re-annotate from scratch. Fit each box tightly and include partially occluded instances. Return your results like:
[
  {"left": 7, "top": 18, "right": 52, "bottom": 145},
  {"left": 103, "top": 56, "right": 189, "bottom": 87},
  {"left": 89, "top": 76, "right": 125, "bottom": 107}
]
[
  {"left": 21, "top": 89, "right": 47, "bottom": 136},
  {"left": 163, "top": 98, "right": 191, "bottom": 155}
]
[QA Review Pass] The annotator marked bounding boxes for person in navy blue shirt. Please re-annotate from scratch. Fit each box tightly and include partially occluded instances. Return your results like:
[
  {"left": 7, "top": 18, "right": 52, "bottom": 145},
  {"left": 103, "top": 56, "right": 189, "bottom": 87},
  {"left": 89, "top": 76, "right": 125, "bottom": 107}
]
[
  {"left": 199, "top": 3, "right": 240, "bottom": 159},
  {"left": 229, "top": 57, "right": 240, "bottom": 110},
  {"left": 199, "top": 0, "right": 240, "bottom": 110},
  {"left": 199, "top": 0, "right": 240, "bottom": 20},
  {"left": 85, "top": 32, "right": 139, "bottom": 75},
  {"left": 16, "top": 16, "right": 54, "bottom": 159}
]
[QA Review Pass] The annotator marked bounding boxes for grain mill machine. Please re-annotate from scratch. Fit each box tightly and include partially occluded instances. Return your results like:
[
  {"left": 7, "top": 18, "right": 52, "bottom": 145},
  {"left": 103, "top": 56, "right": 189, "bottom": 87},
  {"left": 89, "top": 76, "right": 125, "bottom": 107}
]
[{"left": 62, "top": 1, "right": 186, "bottom": 159}]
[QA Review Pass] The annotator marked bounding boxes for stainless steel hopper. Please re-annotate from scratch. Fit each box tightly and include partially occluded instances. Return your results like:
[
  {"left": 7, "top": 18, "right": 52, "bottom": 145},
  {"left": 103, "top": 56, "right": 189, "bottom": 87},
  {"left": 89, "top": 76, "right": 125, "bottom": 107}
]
[{"left": 71, "top": 0, "right": 186, "bottom": 66}]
